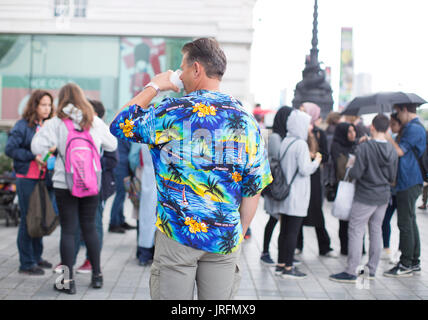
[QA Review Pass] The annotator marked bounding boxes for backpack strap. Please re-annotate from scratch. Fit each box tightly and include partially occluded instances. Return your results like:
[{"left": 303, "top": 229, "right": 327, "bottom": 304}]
[
  {"left": 63, "top": 118, "right": 75, "bottom": 131},
  {"left": 279, "top": 138, "right": 300, "bottom": 184},
  {"left": 278, "top": 138, "right": 299, "bottom": 162}
]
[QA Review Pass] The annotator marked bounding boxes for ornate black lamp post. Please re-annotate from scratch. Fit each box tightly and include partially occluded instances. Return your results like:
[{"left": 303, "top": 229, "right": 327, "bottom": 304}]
[{"left": 292, "top": 0, "right": 334, "bottom": 119}]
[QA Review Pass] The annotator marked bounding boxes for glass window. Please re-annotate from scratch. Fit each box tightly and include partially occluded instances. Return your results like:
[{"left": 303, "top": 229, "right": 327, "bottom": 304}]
[
  {"left": 0, "top": 34, "right": 32, "bottom": 121},
  {"left": 118, "top": 37, "right": 190, "bottom": 108},
  {"left": 0, "top": 34, "right": 191, "bottom": 125},
  {"left": 30, "top": 35, "right": 120, "bottom": 122},
  {"left": 74, "top": 0, "right": 87, "bottom": 18},
  {"left": 54, "top": 0, "right": 70, "bottom": 17}
]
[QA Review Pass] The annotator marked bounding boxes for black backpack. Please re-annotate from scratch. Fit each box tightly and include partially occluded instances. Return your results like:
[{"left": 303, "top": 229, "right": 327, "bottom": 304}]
[
  {"left": 262, "top": 138, "right": 299, "bottom": 201},
  {"left": 411, "top": 121, "right": 428, "bottom": 182}
]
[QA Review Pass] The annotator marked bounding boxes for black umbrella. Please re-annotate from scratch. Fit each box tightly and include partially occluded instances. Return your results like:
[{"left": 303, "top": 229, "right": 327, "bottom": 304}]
[
  {"left": 341, "top": 91, "right": 427, "bottom": 116},
  {"left": 387, "top": 92, "right": 427, "bottom": 106}
]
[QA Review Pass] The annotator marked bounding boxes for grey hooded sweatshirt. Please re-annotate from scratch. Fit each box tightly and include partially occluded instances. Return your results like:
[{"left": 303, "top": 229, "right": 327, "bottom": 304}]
[
  {"left": 264, "top": 110, "right": 320, "bottom": 217},
  {"left": 348, "top": 139, "right": 398, "bottom": 206}
]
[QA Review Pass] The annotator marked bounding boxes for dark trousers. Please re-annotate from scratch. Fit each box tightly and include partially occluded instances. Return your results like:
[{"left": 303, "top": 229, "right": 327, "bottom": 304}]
[
  {"left": 396, "top": 184, "right": 422, "bottom": 267},
  {"left": 339, "top": 219, "right": 366, "bottom": 255},
  {"left": 55, "top": 188, "right": 101, "bottom": 278},
  {"left": 74, "top": 200, "right": 105, "bottom": 264},
  {"left": 16, "top": 178, "right": 54, "bottom": 270},
  {"left": 109, "top": 172, "right": 127, "bottom": 227},
  {"left": 262, "top": 216, "right": 278, "bottom": 253},
  {"left": 339, "top": 220, "right": 349, "bottom": 255},
  {"left": 277, "top": 214, "right": 304, "bottom": 267},
  {"left": 382, "top": 195, "right": 397, "bottom": 248},
  {"left": 297, "top": 225, "right": 332, "bottom": 255}
]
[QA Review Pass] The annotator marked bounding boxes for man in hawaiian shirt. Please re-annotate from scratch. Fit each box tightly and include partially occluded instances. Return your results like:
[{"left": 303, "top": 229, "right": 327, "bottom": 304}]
[{"left": 110, "top": 38, "right": 272, "bottom": 300}]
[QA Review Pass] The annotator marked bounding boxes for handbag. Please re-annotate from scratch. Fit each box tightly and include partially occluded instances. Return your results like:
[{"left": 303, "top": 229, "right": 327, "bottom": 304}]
[
  {"left": 331, "top": 168, "right": 355, "bottom": 221},
  {"left": 124, "top": 174, "right": 141, "bottom": 208},
  {"left": 27, "top": 170, "right": 59, "bottom": 238}
]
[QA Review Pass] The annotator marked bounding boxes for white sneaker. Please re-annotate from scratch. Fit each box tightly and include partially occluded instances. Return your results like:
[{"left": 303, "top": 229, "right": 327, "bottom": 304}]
[
  {"left": 53, "top": 263, "right": 64, "bottom": 274},
  {"left": 322, "top": 250, "right": 339, "bottom": 258},
  {"left": 380, "top": 249, "right": 391, "bottom": 261},
  {"left": 389, "top": 250, "right": 401, "bottom": 265},
  {"left": 295, "top": 249, "right": 302, "bottom": 255}
]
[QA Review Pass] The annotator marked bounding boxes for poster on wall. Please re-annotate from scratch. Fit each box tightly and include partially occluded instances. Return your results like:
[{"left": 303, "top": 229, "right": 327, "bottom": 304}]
[
  {"left": 0, "top": 75, "right": 101, "bottom": 120},
  {"left": 118, "top": 37, "right": 189, "bottom": 107},
  {"left": 338, "top": 27, "right": 354, "bottom": 110}
]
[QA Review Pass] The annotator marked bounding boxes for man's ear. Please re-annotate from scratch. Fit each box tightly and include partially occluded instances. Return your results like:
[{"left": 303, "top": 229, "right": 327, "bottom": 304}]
[{"left": 193, "top": 61, "right": 203, "bottom": 79}]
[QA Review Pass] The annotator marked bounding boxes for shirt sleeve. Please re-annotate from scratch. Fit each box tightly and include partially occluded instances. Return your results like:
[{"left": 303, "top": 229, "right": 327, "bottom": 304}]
[
  {"left": 109, "top": 99, "right": 173, "bottom": 145},
  {"left": 31, "top": 118, "right": 59, "bottom": 160},
  {"left": 399, "top": 123, "right": 426, "bottom": 156},
  {"left": 5, "top": 122, "right": 35, "bottom": 162},
  {"left": 241, "top": 123, "right": 273, "bottom": 197},
  {"left": 348, "top": 144, "right": 366, "bottom": 181}
]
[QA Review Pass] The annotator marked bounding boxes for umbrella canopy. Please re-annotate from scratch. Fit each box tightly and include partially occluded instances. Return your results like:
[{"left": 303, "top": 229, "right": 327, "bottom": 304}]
[{"left": 341, "top": 91, "right": 427, "bottom": 116}]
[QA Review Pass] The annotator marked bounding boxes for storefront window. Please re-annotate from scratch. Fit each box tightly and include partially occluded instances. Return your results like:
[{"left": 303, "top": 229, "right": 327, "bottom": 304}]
[
  {"left": 0, "top": 35, "right": 32, "bottom": 120},
  {"left": 0, "top": 34, "right": 190, "bottom": 124},
  {"left": 118, "top": 37, "right": 189, "bottom": 109}
]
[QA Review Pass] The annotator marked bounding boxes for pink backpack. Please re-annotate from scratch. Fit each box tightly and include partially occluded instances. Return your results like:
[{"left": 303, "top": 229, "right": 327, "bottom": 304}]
[{"left": 62, "top": 118, "right": 101, "bottom": 198}]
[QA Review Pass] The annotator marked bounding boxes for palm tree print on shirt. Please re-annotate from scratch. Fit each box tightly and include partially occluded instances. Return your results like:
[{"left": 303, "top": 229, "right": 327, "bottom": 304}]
[{"left": 110, "top": 90, "right": 272, "bottom": 254}]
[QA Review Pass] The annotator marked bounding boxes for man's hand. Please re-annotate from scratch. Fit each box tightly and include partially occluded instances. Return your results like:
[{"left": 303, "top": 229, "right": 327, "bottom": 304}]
[
  {"left": 152, "top": 70, "right": 180, "bottom": 93},
  {"left": 346, "top": 155, "right": 356, "bottom": 168},
  {"left": 359, "top": 135, "right": 369, "bottom": 144}
]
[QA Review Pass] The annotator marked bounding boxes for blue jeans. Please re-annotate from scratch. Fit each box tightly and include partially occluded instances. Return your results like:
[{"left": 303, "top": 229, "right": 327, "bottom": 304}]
[
  {"left": 16, "top": 178, "right": 55, "bottom": 270},
  {"left": 74, "top": 200, "right": 104, "bottom": 264},
  {"left": 382, "top": 195, "right": 397, "bottom": 248},
  {"left": 109, "top": 172, "right": 127, "bottom": 227}
]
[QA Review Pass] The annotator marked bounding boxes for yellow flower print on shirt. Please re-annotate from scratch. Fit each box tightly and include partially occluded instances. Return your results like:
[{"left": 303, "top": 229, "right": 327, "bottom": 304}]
[
  {"left": 192, "top": 103, "right": 217, "bottom": 117},
  {"left": 231, "top": 171, "right": 242, "bottom": 183},
  {"left": 119, "top": 119, "right": 135, "bottom": 138},
  {"left": 185, "top": 216, "right": 208, "bottom": 234}
]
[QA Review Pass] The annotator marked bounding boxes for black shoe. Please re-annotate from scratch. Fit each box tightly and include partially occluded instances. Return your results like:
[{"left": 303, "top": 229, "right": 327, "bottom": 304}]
[
  {"left": 281, "top": 266, "right": 307, "bottom": 279},
  {"left": 411, "top": 263, "right": 421, "bottom": 273},
  {"left": 19, "top": 266, "right": 45, "bottom": 275},
  {"left": 121, "top": 222, "right": 137, "bottom": 230},
  {"left": 109, "top": 225, "right": 126, "bottom": 233},
  {"left": 37, "top": 259, "right": 53, "bottom": 269},
  {"left": 54, "top": 279, "right": 76, "bottom": 294},
  {"left": 275, "top": 265, "right": 285, "bottom": 275},
  {"left": 383, "top": 263, "right": 413, "bottom": 278},
  {"left": 91, "top": 274, "right": 103, "bottom": 289}
]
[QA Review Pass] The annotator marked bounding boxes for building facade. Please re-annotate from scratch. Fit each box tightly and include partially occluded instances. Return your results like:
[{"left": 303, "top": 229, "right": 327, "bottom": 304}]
[{"left": 0, "top": 0, "right": 256, "bottom": 126}]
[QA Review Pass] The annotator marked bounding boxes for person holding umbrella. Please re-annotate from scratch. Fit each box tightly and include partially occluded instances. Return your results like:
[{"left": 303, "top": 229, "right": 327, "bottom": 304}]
[{"left": 384, "top": 103, "right": 426, "bottom": 277}]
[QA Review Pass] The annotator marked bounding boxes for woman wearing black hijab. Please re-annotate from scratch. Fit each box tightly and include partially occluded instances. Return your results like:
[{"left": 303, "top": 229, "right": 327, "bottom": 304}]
[
  {"left": 330, "top": 122, "right": 358, "bottom": 255},
  {"left": 260, "top": 106, "right": 293, "bottom": 265}
]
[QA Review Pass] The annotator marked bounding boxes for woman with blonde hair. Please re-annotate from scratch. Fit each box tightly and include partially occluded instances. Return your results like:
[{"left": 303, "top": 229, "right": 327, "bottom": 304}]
[
  {"left": 6, "top": 89, "right": 55, "bottom": 275},
  {"left": 32, "top": 83, "right": 117, "bottom": 294}
]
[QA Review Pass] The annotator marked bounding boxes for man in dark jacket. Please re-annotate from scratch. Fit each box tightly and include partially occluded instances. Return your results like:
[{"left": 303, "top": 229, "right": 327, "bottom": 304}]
[{"left": 330, "top": 114, "right": 398, "bottom": 283}]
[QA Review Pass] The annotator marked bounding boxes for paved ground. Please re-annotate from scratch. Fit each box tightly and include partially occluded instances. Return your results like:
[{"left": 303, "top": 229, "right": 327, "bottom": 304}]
[{"left": 1, "top": 195, "right": 428, "bottom": 300}]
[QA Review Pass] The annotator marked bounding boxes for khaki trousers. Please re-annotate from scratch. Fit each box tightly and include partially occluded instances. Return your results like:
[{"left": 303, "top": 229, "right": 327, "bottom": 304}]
[{"left": 150, "top": 230, "right": 241, "bottom": 300}]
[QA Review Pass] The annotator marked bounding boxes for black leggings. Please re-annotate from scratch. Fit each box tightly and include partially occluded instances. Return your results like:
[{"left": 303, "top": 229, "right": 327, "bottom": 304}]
[
  {"left": 55, "top": 188, "right": 100, "bottom": 278},
  {"left": 277, "top": 214, "right": 304, "bottom": 267},
  {"left": 263, "top": 216, "right": 278, "bottom": 253}
]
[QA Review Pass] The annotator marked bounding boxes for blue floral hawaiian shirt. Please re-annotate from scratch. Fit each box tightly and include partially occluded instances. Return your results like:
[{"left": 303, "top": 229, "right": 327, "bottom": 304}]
[{"left": 110, "top": 90, "right": 272, "bottom": 254}]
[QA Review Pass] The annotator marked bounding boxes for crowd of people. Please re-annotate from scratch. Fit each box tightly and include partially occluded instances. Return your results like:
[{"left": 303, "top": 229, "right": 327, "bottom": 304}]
[
  {"left": 259, "top": 102, "right": 426, "bottom": 283},
  {"left": 4, "top": 37, "right": 427, "bottom": 299},
  {"left": 5, "top": 83, "right": 147, "bottom": 294}
]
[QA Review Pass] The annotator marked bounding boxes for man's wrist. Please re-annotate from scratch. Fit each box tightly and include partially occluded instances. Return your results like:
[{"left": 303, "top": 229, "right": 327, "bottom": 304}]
[{"left": 144, "top": 82, "right": 160, "bottom": 96}]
